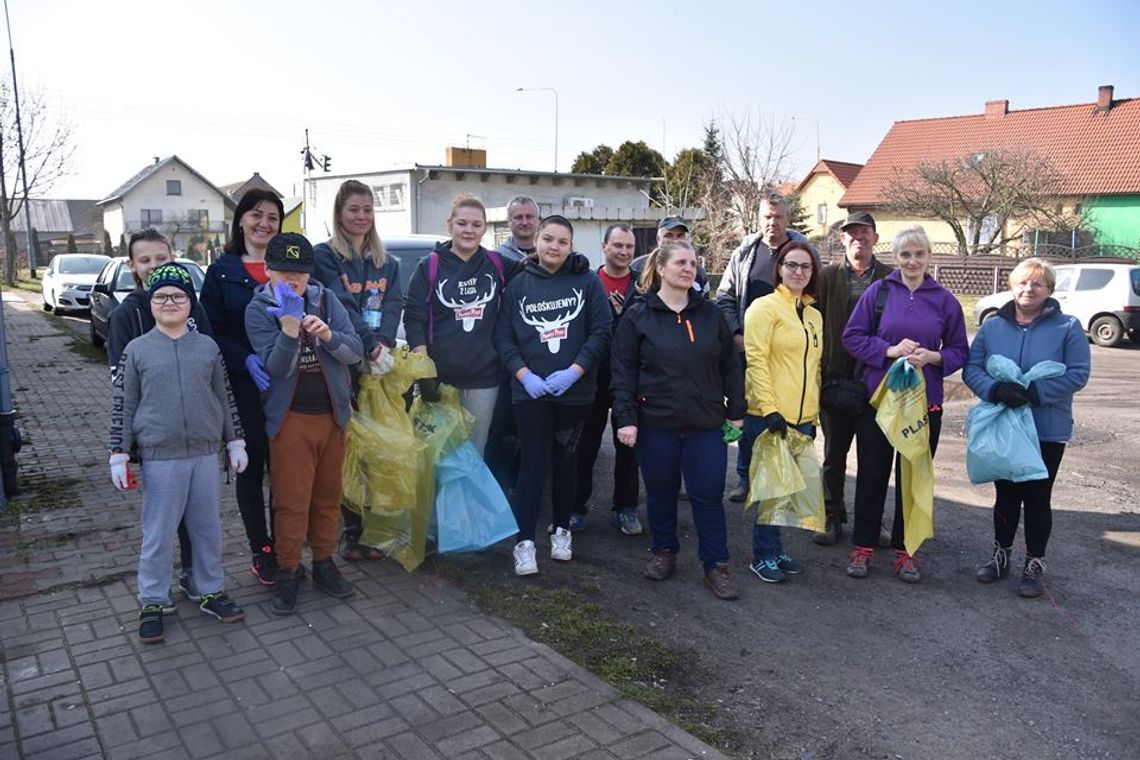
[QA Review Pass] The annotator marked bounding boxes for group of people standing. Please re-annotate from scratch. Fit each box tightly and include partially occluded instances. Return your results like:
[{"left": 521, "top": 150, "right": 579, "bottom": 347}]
[{"left": 108, "top": 182, "right": 1091, "bottom": 643}]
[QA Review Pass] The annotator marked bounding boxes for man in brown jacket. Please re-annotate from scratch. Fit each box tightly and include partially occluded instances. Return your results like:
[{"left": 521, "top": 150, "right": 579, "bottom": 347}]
[{"left": 815, "top": 212, "right": 893, "bottom": 545}]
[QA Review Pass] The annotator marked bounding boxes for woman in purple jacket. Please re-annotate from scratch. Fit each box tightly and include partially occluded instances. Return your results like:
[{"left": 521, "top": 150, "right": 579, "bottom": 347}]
[{"left": 841, "top": 225, "right": 968, "bottom": 582}]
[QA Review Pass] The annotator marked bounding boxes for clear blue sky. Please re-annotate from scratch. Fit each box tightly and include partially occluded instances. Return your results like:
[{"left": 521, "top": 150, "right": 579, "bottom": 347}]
[{"left": 11, "top": 0, "right": 1140, "bottom": 199}]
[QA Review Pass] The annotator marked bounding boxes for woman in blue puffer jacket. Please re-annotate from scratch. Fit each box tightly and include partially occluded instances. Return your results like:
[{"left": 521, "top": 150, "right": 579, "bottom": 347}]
[{"left": 963, "top": 257, "right": 1090, "bottom": 599}]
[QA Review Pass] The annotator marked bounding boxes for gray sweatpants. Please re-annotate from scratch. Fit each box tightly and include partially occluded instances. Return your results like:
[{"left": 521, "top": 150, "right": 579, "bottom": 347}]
[
  {"left": 137, "top": 454, "right": 224, "bottom": 605},
  {"left": 459, "top": 386, "right": 498, "bottom": 455}
]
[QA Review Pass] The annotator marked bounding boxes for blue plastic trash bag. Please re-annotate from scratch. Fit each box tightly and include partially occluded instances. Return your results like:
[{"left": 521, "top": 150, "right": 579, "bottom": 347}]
[
  {"left": 965, "top": 355, "right": 1066, "bottom": 484},
  {"left": 435, "top": 441, "right": 518, "bottom": 553}
]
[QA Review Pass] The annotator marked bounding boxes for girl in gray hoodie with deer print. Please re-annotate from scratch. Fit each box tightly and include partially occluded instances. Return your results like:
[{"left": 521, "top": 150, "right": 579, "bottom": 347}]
[{"left": 493, "top": 216, "right": 611, "bottom": 576}]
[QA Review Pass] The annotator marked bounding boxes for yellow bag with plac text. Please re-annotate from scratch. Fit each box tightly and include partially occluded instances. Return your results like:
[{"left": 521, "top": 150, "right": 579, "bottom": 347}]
[
  {"left": 869, "top": 357, "right": 934, "bottom": 556},
  {"left": 747, "top": 428, "right": 825, "bottom": 532}
]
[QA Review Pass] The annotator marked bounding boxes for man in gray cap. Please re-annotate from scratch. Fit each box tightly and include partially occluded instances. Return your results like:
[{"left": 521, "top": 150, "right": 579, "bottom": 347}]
[
  {"left": 630, "top": 215, "right": 709, "bottom": 294},
  {"left": 814, "top": 210, "right": 893, "bottom": 545}
]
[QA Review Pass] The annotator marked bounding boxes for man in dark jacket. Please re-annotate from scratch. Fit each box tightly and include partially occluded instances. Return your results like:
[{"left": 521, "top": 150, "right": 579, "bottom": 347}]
[
  {"left": 814, "top": 211, "right": 893, "bottom": 545},
  {"left": 572, "top": 223, "right": 642, "bottom": 534},
  {"left": 716, "top": 195, "right": 812, "bottom": 502}
]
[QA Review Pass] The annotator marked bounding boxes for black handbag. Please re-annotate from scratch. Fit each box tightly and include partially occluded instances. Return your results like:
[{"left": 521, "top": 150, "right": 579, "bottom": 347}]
[{"left": 820, "top": 282, "right": 889, "bottom": 417}]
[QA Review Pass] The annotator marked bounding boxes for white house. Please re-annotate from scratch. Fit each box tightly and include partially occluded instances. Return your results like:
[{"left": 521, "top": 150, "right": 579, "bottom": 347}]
[
  {"left": 303, "top": 163, "right": 693, "bottom": 265},
  {"left": 98, "top": 156, "right": 233, "bottom": 257}
]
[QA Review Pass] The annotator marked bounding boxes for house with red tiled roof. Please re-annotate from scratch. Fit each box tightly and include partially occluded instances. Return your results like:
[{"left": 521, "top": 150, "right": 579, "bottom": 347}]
[
  {"left": 840, "top": 85, "right": 1140, "bottom": 250},
  {"left": 793, "top": 159, "right": 863, "bottom": 238}
]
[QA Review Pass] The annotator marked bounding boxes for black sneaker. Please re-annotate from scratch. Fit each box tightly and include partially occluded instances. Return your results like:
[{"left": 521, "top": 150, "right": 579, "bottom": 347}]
[
  {"left": 1018, "top": 557, "right": 1046, "bottom": 599},
  {"left": 976, "top": 543, "right": 1011, "bottom": 584},
  {"left": 138, "top": 604, "right": 165, "bottom": 644},
  {"left": 813, "top": 517, "right": 841, "bottom": 546},
  {"left": 727, "top": 483, "right": 748, "bottom": 503},
  {"left": 199, "top": 592, "right": 245, "bottom": 623},
  {"left": 270, "top": 569, "right": 300, "bottom": 616},
  {"left": 311, "top": 558, "right": 355, "bottom": 599},
  {"left": 178, "top": 570, "right": 201, "bottom": 602},
  {"left": 251, "top": 546, "right": 278, "bottom": 586}
]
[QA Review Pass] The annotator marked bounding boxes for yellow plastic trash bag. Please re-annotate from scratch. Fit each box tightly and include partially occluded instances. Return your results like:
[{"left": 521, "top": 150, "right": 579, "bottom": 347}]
[
  {"left": 410, "top": 385, "right": 475, "bottom": 463},
  {"left": 747, "top": 428, "right": 825, "bottom": 532},
  {"left": 346, "top": 348, "right": 437, "bottom": 571},
  {"left": 870, "top": 357, "right": 934, "bottom": 555}
]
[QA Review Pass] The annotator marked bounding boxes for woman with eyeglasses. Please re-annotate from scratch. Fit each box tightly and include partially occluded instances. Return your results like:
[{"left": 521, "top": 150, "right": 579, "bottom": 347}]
[
  {"left": 741, "top": 241, "right": 824, "bottom": 584},
  {"left": 200, "top": 189, "right": 285, "bottom": 588},
  {"left": 841, "top": 225, "right": 968, "bottom": 582},
  {"left": 963, "top": 258, "right": 1089, "bottom": 598}
]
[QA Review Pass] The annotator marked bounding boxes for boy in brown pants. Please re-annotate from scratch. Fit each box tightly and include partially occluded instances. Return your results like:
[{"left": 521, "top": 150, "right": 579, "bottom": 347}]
[{"left": 244, "top": 233, "right": 364, "bottom": 615}]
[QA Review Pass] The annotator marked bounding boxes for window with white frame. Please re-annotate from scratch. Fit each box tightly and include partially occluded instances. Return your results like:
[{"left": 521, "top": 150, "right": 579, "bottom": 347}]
[
  {"left": 166, "top": 180, "right": 182, "bottom": 196},
  {"left": 816, "top": 204, "right": 827, "bottom": 225},
  {"left": 187, "top": 209, "right": 209, "bottom": 229},
  {"left": 372, "top": 183, "right": 406, "bottom": 211}
]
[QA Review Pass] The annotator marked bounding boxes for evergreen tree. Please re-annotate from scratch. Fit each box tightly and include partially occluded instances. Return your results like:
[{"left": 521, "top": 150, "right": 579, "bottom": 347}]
[
  {"left": 102, "top": 229, "right": 113, "bottom": 255},
  {"left": 66, "top": 232, "right": 77, "bottom": 252}
]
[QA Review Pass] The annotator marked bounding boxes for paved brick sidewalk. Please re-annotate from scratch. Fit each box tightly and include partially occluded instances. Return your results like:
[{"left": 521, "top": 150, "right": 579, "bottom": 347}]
[{"left": 0, "top": 293, "right": 728, "bottom": 760}]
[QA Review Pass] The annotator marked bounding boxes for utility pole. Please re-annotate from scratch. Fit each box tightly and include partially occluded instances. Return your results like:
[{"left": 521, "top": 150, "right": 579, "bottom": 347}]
[{"left": 4, "top": 0, "right": 34, "bottom": 277}]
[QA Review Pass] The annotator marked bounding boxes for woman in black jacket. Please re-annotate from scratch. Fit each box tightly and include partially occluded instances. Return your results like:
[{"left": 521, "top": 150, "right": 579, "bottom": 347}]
[
  {"left": 611, "top": 241, "right": 745, "bottom": 600},
  {"left": 199, "top": 189, "right": 283, "bottom": 586},
  {"left": 494, "top": 216, "right": 611, "bottom": 576},
  {"left": 312, "top": 179, "right": 402, "bottom": 561}
]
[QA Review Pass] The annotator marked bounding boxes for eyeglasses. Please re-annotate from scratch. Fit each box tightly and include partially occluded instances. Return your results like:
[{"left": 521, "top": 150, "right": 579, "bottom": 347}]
[
  {"left": 153, "top": 293, "right": 189, "bottom": 305},
  {"left": 781, "top": 262, "right": 813, "bottom": 273}
]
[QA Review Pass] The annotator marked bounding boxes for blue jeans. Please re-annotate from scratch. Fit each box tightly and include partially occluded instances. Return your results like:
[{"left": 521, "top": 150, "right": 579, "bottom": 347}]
[
  {"left": 744, "top": 415, "right": 815, "bottom": 562},
  {"left": 636, "top": 427, "right": 728, "bottom": 571}
]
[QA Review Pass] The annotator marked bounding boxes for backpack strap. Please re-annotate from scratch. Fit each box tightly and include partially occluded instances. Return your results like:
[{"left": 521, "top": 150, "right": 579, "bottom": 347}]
[
  {"left": 485, "top": 250, "right": 506, "bottom": 286},
  {"left": 870, "top": 279, "right": 889, "bottom": 336},
  {"left": 426, "top": 251, "right": 440, "bottom": 345}
]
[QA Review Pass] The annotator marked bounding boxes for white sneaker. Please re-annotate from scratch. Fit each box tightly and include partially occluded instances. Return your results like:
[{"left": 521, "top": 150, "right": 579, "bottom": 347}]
[
  {"left": 513, "top": 541, "right": 538, "bottom": 576},
  {"left": 551, "top": 527, "right": 572, "bottom": 562}
]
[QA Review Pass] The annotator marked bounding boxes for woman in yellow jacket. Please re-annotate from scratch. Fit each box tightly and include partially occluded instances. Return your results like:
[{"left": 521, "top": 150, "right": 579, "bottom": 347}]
[{"left": 743, "top": 241, "right": 823, "bottom": 583}]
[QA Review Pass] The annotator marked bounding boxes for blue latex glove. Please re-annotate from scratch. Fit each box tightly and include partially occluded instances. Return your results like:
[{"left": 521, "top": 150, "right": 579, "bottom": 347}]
[
  {"left": 266, "top": 281, "right": 305, "bottom": 321},
  {"left": 244, "top": 354, "right": 270, "bottom": 392},
  {"left": 544, "top": 368, "right": 580, "bottom": 397},
  {"left": 520, "top": 372, "right": 548, "bottom": 399}
]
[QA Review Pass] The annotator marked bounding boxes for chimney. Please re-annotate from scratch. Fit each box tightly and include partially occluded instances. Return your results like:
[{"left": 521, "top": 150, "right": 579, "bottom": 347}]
[
  {"left": 984, "top": 99, "right": 1008, "bottom": 118},
  {"left": 1096, "top": 85, "right": 1114, "bottom": 111},
  {"left": 153, "top": 156, "right": 160, "bottom": 164},
  {"left": 445, "top": 146, "right": 487, "bottom": 169}
]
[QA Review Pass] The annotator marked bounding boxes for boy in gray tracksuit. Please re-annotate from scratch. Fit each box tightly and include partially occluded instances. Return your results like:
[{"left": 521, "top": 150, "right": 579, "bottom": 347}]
[{"left": 109, "top": 263, "right": 249, "bottom": 643}]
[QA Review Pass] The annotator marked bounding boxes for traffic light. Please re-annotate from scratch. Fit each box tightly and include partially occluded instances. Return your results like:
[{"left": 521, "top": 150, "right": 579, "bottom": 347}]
[{"left": 322, "top": 155, "right": 332, "bottom": 172}]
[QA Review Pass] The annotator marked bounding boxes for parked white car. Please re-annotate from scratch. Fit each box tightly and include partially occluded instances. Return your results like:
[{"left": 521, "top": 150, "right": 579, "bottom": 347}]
[
  {"left": 973, "top": 261, "right": 1140, "bottom": 347},
  {"left": 41, "top": 254, "right": 111, "bottom": 313}
]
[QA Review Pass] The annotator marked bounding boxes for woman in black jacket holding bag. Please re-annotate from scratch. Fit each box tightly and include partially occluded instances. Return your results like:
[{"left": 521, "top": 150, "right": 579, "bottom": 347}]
[{"left": 611, "top": 241, "right": 746, "bottom": 600}]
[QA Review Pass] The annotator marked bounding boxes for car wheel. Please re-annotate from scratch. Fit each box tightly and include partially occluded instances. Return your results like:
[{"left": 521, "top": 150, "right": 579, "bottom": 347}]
[
  {"left": 1090, "top": 315, "right": 1123, "bottom": 347},
  {"left": 1129, "top": 329, "right": 1140, "bottom": 345},
  {"left": 42, "top": 294, "right": 52, "bottom": 311},
  {"left": 90, "top": 320, "right": 105, "bottom": 348}
]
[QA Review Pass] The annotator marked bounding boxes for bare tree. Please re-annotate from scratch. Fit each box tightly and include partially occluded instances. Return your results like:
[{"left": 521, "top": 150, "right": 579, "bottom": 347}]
[
  {"left": 884, "top": 148, "right": 1080, "bottom": 255},
  {"left": 1, "top": 81, "right": 74, "bottom": 284},
  {"left": 692, "top": 111, "right": 796, "bottom": 272}
]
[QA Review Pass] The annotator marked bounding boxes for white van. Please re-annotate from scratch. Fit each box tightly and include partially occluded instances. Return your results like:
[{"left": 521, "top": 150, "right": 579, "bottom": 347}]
[{"left": 973, "top": 261, "right": 1140, "bottom": 347}]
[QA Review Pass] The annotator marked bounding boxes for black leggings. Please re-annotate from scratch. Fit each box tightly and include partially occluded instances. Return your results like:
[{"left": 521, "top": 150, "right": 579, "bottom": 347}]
[
  {"left": 512, "top": 401, "right": 589, "bottom": 543},
  {"left": 993, "top": 442, "right": 1065, "bottom": 558},
  {"left": 233, "top": 382, "right": 273, "bottom": 554}
]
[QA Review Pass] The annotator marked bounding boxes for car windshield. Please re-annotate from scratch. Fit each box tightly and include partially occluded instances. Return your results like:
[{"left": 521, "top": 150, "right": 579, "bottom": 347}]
[
  {"left": 58, "top": 256, "right": 109, "bottom": 275},
  {"left": 387, "top": 244, "right": 436, "bottom": 295}
]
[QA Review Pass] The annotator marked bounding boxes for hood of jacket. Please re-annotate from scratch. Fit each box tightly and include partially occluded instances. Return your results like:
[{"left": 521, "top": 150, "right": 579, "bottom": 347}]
[
  {"left": 645, "top": 287, "right": 708, "bottom": 314},
  {"left": 996, "top": 296, "right": 1062, "bottom": 324}
]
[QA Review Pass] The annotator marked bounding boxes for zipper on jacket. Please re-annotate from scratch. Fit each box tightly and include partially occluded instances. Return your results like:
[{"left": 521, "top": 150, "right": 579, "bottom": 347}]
[
  {"left": 796, "top": 302, "right": 808, "bottom": 425},
  {"left": 685, "top": 319, "right": 695, "bottom": 343},
  {"left": 174, "top": 338, "right": 191, "bottom": 454}
]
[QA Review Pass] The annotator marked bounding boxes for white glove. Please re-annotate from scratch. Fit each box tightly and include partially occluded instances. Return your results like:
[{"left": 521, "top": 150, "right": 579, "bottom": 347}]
[
  {"left": 368, "top": 347, "right": 395, "bottom": 376},
  {"left": 226, "top": 440, "right": 248, "bottom": 474},
  {"left": 109, "top": 453, "right": 131, "bottom": 490}
]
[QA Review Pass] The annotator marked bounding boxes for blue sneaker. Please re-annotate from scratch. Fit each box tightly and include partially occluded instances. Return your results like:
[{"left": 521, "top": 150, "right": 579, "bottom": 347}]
[
  {"left": 611, "top": 508, "right": 643, "bottom": 536},
  {"left": 777, "top": 554, "right": 804, "bottom": 575},
  {"left": 549, "top": 515, "right": 587, "bottom": 534},
  {"left": 749, "top": 559, "right": 786, "bottom": 583}
]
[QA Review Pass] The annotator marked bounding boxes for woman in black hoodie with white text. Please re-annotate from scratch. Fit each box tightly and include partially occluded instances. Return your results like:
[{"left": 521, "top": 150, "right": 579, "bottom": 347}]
[{"left": 494, "top": 216, "right": 611, "bottom": 576}]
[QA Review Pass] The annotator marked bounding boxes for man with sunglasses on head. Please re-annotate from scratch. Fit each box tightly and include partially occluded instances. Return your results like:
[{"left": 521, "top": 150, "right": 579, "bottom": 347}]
[{"left": 716, "top": 194, "right": 815, "bottom": 503}]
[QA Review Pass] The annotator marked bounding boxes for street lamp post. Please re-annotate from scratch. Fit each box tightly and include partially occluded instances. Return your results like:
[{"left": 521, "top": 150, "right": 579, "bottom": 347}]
[
  {"left": 791, "top": 115, "right": 821, "bottom": 163},
  {"left": 515, "top": 87, "right": 558, "bottom": 172}
]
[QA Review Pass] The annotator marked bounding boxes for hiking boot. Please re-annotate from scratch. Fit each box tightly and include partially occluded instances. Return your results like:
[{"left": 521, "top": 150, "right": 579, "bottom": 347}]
[
  {"left": 727, "top": 482, "right": 748, "bottom": 503},
  {"left": 250, "top": 546, "right": 277, "bottom": 587},
  {"left": 199, "top": 592, "right": 245, "bottom": 623},
  {"left": 749, "top": 558, "right": 786, "bottom": 583},
  {"left": 777, "top": 554, "right": 804, "bottom": 575},
  {"left": 612, "top": 508, "right": 643, "bottom": 536},
  {"left": 178, "top": 570, "right": 201, "bottom": 603},
  {"left": 813, "top": 517, "right": 841, "bottom": 546},
  {"left": 894, "top": 550, "right": 920, "bottom": 583},
  {"left": 704, "top": 563, "right": 739, "bottom": 600},
  {"left": 644, "top": 550, "right": 676, "bottom": 581},
  {"left": 550, "top": 528, "right": 572, "bottom": 562},
  {"left": 846, "top": 546, "right": 874, "bottom": 578},
  {"left": 269, "top": 568, "right": 300, "bottom": 616},
  {"left": 1018, "top": 557, "right": 1046, "bottom": 599},
  {"left": 513, "top": 540, "right": 538, "bottom": 576},
  {"left": 312, "top": 558, "right": 355, "bottom": 599},
  {"left": 138, "top": 604, "right": 165, "bottom": 644},
  {"left": 976, "top": 543, "right": 1012, "bottom": 584}
]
